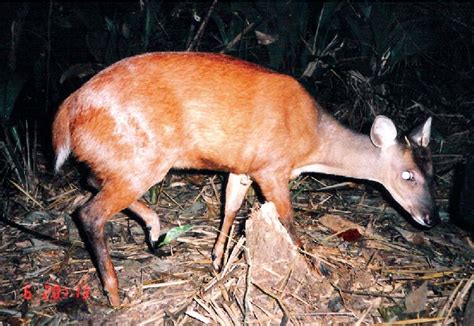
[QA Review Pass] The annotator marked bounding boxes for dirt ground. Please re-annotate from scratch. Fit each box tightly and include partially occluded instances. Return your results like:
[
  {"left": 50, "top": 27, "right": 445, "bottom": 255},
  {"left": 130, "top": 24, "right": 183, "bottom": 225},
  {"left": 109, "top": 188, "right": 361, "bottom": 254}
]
[{"left": 1, "top": 156, "right": 473, "bottom": 324}]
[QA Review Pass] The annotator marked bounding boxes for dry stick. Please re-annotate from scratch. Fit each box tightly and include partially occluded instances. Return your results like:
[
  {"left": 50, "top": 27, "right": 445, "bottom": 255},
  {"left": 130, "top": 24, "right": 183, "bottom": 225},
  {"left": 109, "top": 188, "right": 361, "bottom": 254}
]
[
  {"left": 277, "top": 267, "right": 293, "bottom": 295},
  {"left": 243, "top": 299, "right": 279, "bottom": 323},
  {"left": 210, "top": 236, "right": 245, "bottom": 303},
  {"left": 315, "top": 181, "right": 355, "bottom": 192},
  {"left": 246, "top": 302, "right": 281, "bottom": 324},
  {"left": 186, "top": 0, "right": 219, "bottom": 51},
  {"left": 155, "top": 179, "right": 165, "bottom": 204},
  {"left": 365, "top": 237, "right": 421, "bottom": 254},
  {"left": 192, "top": 183, "right": 207, "bottom": 204},
  {"left": 299, "top": 248, "right": 338, "bottom": 269},
  {"left": 185, "top": 309, "right": 211, "bottom": 324},
  {"left": 176, "top": 314, "right": 190, "bottom": 326},
  {"left": 311, "top": 3, "right": 325, "bottom": 55},
  {"left": 381, "top": 267, "right": 461, "bottom": 275},
  {"left": 209, "top": 176, "right": 221, "bottom": 205},
  {"left": 299, "top": 312, "right": 355, "bottom": 317},
  {"left": 354, "top": 297, "right": 381, "bottom": 326},
  {"left": 437, "top": 279, "right": 465, "bottom": 322},
  {"left": 374, "top": 317, "right": 446, "bottom": 326},
  {"left": 161, "top": 189, "right": 184, "bottom": 210},
  {"left": 195, "top": 296, "right": 222, "bottom": 324},
  {"left": 47, "top": 186, "right": 79, "bottom": 203},
  {"left": 220, "top": 22, "right": 256, "bottom": 54},
  {"left": 273, "top": 286, "right": 312, "bottom": 307},
  {"left": 216, "top": 272, "right": 231, "bottom": 304},
  {"left": 243, "top": 245, "right": 253, "bottom": 324},
  {"left": 9, "top": 179, "right": 44, "bottom": 209},
  {"left": 221, "top": 224, "right": 236, "bottom": 274},
  {"left": 221, "top": 301, "right": 240, "bottom": 326},
  {"left": 289, "top": 174, "right": 308, "bottom": 190},
  {"left": 252, "top": 281, "right": 299, "bottom": 326},
  {"left": 233, "top": 290, "right": 246, "bottom": 318},
  {"left": 142, "top": 279, "right": 190, "bottom": 289},
  {"left": 338, "top": 288, "right": 408, "bottom": 299},
  {"left": 439, "top": 274, "right": 474, "bottom": 326},
  {"left": 139, "top": 312, "right": 167, "bottom": 326},
  {"left": 174, "top": 264, "right": 243, "bottom": 322},
  {"left": 203, "top": 263, "right": 243, "bottom": 294},
  {"left": 25, "top": 121, "right": 31, "bottom": 185},
  {"left": 210, "top": 297, "right": 232, "bottom": 326}
]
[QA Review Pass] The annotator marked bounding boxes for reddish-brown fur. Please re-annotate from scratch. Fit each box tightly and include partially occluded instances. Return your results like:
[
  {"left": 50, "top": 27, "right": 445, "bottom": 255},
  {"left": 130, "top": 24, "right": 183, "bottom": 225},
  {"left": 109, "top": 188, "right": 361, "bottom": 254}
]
[{"left": 52, "top": 52, "right": 436, "bottom": 306}]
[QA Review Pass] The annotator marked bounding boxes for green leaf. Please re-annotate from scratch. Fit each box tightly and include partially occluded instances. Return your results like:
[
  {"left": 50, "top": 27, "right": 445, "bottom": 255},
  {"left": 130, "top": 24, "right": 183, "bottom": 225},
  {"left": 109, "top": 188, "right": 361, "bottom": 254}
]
[
  {"left": 158, "top": 224, "right": 193, "bottom": 247},
  {"left": 0, "top": 74, "right": 25, "bottom": 122},
  {"left": 211, "top": 12, "right": 229, "bottom": 44},
  {"left": 378, "top": 304, "right": 405, "bottom": 322}
]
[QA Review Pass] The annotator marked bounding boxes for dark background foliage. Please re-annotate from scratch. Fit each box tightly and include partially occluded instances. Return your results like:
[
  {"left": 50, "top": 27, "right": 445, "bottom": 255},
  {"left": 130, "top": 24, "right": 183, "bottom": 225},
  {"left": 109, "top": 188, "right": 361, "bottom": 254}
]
[{"left": 0, "top": 0, "right": 472, "bottom": 204}]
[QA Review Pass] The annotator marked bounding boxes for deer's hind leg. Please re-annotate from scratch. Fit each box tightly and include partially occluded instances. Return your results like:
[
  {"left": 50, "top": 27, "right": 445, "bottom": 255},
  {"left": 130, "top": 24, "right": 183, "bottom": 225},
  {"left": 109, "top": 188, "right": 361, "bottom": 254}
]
[
  {"left": 80, "top": 166, "right": 170, "bottom": 306},
  {"left": 79, "top": 179, "right": 142, "bottom": 306},
  {"left": 86, "top": 175, "right": 162, "bottom": 248}
]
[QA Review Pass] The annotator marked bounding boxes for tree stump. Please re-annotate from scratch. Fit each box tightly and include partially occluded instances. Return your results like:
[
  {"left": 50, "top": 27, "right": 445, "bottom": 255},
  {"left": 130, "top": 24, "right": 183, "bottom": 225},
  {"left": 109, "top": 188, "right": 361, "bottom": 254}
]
[{"left": 244, "top": 202, "right": 331, "bottom": 324}]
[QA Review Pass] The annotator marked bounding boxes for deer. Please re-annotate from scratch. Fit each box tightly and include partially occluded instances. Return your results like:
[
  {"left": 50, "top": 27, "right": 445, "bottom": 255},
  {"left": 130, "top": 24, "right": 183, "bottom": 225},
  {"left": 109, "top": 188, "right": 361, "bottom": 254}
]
[{"left": 52, "top": 52, "right": 437, "bottom": 306}]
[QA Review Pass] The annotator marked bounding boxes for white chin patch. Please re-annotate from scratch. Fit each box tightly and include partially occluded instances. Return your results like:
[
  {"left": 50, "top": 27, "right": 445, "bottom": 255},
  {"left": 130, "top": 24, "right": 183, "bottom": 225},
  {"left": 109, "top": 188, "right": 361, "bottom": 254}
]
[{"left": 412, "top": 215, "right": 428, "bottom": 226}]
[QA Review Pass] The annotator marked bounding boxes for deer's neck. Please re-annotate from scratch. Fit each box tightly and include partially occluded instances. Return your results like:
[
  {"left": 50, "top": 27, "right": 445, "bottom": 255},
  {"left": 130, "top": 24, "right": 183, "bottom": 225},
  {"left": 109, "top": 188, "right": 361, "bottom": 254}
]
[{"left": 292, "top": 112, "right": 383, "bottom": 182}]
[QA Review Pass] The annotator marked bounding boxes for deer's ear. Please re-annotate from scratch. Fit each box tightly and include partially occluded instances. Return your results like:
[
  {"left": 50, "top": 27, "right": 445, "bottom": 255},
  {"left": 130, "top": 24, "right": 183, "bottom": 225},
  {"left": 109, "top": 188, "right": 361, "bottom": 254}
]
[
  {"left": 370, "top": 115, "right": 397, "bottom": 148},
  {"left": 409, "top": 117, "right": 432, "bottom": 147}
]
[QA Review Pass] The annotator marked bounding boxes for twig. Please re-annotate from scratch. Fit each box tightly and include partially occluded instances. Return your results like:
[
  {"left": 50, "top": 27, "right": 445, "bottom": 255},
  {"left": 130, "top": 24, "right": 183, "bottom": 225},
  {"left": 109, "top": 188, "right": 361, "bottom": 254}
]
[
  {"left": 311, "top": 3, "right": 325, "bottom": 55},
  {"left": 315, "top": 181, "right": 356, "bottom": 192},
  {"left": 439, "top": 274, "right": 474, "bottom": 325},
  {"left": 143, "top": 279, "right": 190, "bottom": 289},
  {"left": 185, "top": 309, "right": 211, "bottom": 324},
  {"left": 210, "top": 298, "right": 232, "bottom": 325},
  {"left": 220, "top": 22, "right": 256, "bottom": 54},
  {"left": 221, "top": 229, "right": 243, "bottom": 277},
  {"left": 354, "top": 297, "right": 381, "bottom": 326},
  {"left": 209, "top": 176, "right": 221, "bottom": 205},
  {"left": 195, "top": 296, "right": 222, "bottom": 324},
  {"left": 9, "top": 179, "right": 44, "bottom": 208},
  {"left": 203, "top": 263, "right": 243, "bottom": 293},
  {"left": 187, "top": 0, "right": 218, "bottom": 51},
  {"left": 220, "top": 224, "right": 235, "bottom": 272},
  {"left": 338, "top": 288, "right": 405, "bottom": 299},
  {"left": 221, "top": 301, "right": 241, "bottom": 325},
  {"left": 374, "top": 317, "right": 446, "bottom": 325},
  {"left": 161, "top": 189, "right": 184, "bottom": 210},
  {"left": 252, "top": 281, "right": 299, "bottom": 325},
  {"left": 243, "top": 243, "right": 252, "bottom": 324},
  {"left": 299, "top": 248, "right": 338, "bottom": 269}
]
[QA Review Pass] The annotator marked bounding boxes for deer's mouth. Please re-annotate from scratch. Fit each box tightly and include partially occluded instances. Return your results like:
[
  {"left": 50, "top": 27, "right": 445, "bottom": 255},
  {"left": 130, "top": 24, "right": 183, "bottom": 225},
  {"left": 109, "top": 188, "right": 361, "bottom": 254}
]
[
  {"left": 411, "top": 207, "right": 439, "bottom": 228},
  {"left": 412, "top": 214, "right": 430, "bottom": 227}
]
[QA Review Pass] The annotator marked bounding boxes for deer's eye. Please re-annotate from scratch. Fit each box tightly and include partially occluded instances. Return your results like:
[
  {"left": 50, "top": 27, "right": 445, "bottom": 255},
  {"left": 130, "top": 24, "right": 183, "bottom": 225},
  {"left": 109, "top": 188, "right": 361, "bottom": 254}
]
[{"left": 402, "top": 170, "right": 415, "bottom": 181}]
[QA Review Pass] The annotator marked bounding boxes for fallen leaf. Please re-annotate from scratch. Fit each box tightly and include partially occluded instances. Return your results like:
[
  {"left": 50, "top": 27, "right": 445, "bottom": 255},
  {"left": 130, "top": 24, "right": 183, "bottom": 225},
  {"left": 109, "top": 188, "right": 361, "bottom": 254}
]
[
  {"left": 319, "top": 214, "right": 365, "bottom": 235},
  {"left": 394, "top": 226, "right": 428, "bottom": 246},
  {"left": 405, "top": 281, "right": 428, "bottom": 313}
]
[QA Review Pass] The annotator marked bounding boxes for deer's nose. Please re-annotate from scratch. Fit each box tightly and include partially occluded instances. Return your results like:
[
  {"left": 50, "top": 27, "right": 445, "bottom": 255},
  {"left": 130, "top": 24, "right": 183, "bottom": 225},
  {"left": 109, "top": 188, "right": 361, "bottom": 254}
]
[{"left": 419, "top": 209, "right": 439, "bottom": 227}]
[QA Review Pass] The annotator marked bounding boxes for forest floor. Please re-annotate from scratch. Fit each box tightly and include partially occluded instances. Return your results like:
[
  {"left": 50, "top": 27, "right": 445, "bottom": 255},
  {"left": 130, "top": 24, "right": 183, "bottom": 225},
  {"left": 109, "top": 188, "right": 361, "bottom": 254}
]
[{"left": 0, "top": 134, "right": 473, "bottom": 325}]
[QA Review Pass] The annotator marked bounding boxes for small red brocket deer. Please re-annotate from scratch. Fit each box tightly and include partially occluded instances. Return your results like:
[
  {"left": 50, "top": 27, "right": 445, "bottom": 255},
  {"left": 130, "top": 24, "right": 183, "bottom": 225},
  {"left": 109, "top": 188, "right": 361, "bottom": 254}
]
[{"left": 52, "top": 52, "right": 437, "bottom": 306}]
